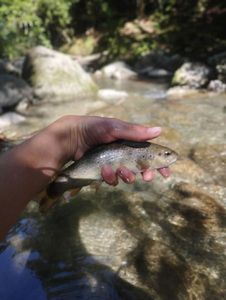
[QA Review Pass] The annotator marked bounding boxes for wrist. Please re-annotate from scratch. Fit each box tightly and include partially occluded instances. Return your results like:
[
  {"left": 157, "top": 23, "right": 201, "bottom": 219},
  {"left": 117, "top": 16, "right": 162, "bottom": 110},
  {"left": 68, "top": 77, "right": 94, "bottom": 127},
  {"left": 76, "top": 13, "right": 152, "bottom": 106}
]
[
  {"left": 13, "top": 118, "right": 73, "bottom": 178},
  {"left": 43, "top": 117, "right": 73, "bottom": 169}
]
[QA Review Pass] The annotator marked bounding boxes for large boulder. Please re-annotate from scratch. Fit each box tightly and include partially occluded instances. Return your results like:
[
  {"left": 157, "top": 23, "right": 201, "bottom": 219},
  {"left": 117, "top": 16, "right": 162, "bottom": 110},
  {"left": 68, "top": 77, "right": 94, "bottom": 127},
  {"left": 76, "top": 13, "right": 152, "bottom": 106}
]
[
  {"left": 0, "top": 74, "right": 33, "bottom": 114},
  {"left": 172, "top": 62, "right": 211, "bottom": 89},
  {"left": 22, "top": 46, "right": 98, "bottom": 97}
]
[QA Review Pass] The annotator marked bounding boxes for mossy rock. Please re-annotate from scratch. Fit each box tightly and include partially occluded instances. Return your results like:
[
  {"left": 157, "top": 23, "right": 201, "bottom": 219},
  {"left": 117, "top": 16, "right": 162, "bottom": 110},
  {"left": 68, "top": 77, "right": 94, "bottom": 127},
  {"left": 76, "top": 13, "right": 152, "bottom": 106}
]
[{"left": 22, "top": 46, "right": 98, "bottom": 98}]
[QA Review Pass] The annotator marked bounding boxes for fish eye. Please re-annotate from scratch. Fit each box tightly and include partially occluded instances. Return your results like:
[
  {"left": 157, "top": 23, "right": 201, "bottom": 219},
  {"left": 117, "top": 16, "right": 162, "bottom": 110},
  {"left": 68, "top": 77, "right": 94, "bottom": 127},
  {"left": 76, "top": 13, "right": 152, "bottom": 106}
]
[{"left": 164, "top": 151, "right": 171, "bottom": 156}]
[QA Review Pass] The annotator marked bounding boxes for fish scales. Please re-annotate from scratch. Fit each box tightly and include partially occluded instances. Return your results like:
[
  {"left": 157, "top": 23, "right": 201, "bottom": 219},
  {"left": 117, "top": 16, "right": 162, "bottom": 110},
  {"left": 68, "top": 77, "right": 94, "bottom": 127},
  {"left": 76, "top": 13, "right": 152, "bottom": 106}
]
[{"left": 46, "top": 140, "right": 178, "bottom": 199}]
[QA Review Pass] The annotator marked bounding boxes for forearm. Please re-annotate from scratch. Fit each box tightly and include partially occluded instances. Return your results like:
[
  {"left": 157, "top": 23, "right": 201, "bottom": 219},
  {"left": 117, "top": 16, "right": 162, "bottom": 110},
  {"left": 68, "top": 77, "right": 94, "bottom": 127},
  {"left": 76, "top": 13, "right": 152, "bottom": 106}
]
[{"left": 0, "top": 119, "right": 70, "bottom": 240}]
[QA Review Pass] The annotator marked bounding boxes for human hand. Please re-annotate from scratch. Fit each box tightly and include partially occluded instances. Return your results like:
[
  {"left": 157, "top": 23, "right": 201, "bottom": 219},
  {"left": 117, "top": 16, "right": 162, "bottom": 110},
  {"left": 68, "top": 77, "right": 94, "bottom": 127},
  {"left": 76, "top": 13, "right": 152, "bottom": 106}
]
[
  {"left": 0, "top": 115, "right": 170, "bottom": 238},
  {"left": 52, "top": 115, "right": 170, "bottom": 186}
]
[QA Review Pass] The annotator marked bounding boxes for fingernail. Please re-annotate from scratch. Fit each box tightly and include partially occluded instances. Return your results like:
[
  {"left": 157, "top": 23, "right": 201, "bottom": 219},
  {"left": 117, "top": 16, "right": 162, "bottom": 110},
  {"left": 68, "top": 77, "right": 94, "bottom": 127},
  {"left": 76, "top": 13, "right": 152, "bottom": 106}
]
[
  {"left": 125, "top": 177, "right": 130, "bottom": 183},
  {"left": 147, "top": 127, "right": 161, "bottom": 135}
]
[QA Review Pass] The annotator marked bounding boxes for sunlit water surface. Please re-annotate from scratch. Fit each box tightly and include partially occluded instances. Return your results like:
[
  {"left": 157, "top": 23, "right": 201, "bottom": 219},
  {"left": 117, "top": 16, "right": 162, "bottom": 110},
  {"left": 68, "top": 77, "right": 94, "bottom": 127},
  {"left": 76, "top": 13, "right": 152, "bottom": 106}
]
[{"left": 0, "top": 78, "right": 226, "bottom": 300}]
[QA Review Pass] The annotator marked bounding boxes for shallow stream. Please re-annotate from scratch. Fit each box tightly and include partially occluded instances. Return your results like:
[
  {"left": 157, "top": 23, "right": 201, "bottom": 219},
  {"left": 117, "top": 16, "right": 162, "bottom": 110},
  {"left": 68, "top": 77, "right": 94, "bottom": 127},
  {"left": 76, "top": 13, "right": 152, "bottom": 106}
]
[{"left": 0, "top": 78, "right": 226, "bottom": 299}]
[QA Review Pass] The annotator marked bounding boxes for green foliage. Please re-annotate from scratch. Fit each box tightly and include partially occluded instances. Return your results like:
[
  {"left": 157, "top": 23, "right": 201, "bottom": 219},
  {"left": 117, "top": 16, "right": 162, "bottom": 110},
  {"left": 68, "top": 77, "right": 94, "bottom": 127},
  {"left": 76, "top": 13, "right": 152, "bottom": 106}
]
[
  {"left": 0, "top": 0, "right": 226, "bottom": 60},
  {"left": 0, "top": 0, "right": 73, "bottom": 58}
]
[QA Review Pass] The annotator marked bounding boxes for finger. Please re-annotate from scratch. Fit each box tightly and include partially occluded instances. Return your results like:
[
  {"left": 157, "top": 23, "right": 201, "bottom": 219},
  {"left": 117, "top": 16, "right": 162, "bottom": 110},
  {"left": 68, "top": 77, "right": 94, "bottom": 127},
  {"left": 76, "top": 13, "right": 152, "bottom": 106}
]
[
  {"left": 101, "top": 165, "right": 118, "bottom": 186},
  {"left": 116, "top": 166, "right": 136, "bottom": 184},
  {"left": 76, "top": 117, "right": 162, "bottom": 160},
  {"left": 142, "top": 169, "right": 155, "bottom": 181},
  {"left": 108, "top": 119, "right": 162, "bottom": 142},
  {"left": 158, "top": 167, "right": 171, "bottom": 178}
]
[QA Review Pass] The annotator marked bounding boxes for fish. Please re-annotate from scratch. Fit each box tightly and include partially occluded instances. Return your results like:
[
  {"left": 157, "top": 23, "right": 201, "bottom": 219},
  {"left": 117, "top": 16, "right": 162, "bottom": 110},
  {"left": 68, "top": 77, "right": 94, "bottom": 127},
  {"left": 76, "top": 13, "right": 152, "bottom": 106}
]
[{"left": 39, "top": 140, "right": 178, "bottom": 211}]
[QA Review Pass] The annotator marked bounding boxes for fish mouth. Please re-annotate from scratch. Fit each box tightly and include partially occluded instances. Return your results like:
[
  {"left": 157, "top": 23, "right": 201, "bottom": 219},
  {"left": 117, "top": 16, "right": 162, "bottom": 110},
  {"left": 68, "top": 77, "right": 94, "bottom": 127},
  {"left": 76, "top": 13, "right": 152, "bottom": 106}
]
[{"left": 156, "top": 156, "right": 178, "bottom": 177}]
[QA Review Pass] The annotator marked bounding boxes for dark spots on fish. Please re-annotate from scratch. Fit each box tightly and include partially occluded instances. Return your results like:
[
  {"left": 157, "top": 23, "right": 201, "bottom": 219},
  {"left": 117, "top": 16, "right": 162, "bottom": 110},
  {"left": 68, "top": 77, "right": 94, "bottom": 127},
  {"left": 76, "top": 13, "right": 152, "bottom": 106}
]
[{"left": 128, "top": 150, "right": 134, "bottom": 156}]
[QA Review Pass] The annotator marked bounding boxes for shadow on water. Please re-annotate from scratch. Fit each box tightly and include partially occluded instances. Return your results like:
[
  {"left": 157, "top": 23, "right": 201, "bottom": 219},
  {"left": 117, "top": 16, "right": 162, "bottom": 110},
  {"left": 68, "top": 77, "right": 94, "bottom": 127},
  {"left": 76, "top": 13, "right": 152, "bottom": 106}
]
[
  {"left": 1, "top": 183, "right": 226, "bottom": 300},
  {"left": 23, "top": 194, "right": 155, "bottom": 300}
]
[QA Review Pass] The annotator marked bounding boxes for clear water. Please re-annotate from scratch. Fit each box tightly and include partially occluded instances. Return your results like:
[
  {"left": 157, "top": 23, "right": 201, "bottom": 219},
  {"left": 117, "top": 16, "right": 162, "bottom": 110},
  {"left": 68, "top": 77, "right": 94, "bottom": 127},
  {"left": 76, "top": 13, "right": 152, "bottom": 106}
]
[{"left": 0, "top": 78, "right": 226, "bottom": 299}]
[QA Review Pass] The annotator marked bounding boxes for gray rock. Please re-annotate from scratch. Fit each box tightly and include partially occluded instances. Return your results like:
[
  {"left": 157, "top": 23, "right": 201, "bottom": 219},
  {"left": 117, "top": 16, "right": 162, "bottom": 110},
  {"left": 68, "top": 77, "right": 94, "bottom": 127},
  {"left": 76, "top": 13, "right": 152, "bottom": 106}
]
[
  {"left": 22, "top": 46, "right": 98, "bottom": 97},
  {"left": 172, "top": 62, "right": 211, "bottom": 88},
  {"left": 0, "top": 58, "right": 24, "bottom": 77},
  {"left": 96, "top": 61, "right": 137, "bottom": 80},
  {"left": 97, "top": 89, "right": 128, "bottom": 102},
  {"left": 166, "top": 86, "right": 201, "bottom": 99},
  {"left": 208, "top": 80, "right": 226, "bottom": 93},
  {"left": 0, "top": 74, "right": 33, "bottom": 113},
  {"left": 0, "top": 112, "right": 26, "bottom": 128}
]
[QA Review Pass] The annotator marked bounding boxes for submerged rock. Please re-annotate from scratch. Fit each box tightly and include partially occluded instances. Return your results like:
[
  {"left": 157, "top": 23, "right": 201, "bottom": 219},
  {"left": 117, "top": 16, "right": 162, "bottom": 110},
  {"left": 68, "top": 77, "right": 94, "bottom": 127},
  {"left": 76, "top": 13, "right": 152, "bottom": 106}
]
[
  {"left": 172, "top": 62, "right": 211, "bottom": 89},
  {"left": 0, "top": 74, "right": 34, "bottom": 114},
  {"left": 190, "top": 144, "right": 226, "bottom": 186},
  {"left": 22, "top": 46, "right": 98, "bottom": 97},
  {"left": 166, "top": 86, "right": 201, "bottom": 99},
  {"left": 97, "top": 89, "right": 128, "bottom": 102},
  {"left": 171, "top": 157, "right": 211, "bottom": 184},
  {"left": 2, "top": 179, "right": 226, "bottom": 300}
]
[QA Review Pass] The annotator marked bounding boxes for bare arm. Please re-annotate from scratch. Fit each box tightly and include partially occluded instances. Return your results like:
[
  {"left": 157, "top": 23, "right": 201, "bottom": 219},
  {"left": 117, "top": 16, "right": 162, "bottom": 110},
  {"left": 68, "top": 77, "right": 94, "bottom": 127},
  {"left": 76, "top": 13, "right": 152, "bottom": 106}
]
[{"left": 0, "top": 115, "right": 163, "bottom": 240}]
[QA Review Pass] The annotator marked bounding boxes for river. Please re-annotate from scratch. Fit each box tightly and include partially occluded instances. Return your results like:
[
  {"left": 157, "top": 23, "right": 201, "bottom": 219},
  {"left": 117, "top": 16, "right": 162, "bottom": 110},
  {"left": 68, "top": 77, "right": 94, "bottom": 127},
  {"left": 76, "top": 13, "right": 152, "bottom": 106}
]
[{"left": 0, "top": 77, "right": 226, "bottom": 299}]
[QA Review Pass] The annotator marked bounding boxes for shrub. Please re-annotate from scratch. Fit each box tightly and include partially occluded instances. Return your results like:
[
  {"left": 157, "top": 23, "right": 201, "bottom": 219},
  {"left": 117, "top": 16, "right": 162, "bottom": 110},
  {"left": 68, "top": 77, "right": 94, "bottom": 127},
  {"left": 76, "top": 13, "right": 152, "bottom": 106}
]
[{"left": 0, "top": 0, "right": 73, "bottom": 58}]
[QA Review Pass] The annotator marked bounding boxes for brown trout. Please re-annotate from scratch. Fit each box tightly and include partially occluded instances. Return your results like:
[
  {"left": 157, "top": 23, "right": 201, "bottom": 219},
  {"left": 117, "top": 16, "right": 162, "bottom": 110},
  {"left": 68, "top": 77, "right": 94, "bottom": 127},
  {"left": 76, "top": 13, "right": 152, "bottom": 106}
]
[{"left": 43, "top": 140, "right": 178, "bottom": 209}]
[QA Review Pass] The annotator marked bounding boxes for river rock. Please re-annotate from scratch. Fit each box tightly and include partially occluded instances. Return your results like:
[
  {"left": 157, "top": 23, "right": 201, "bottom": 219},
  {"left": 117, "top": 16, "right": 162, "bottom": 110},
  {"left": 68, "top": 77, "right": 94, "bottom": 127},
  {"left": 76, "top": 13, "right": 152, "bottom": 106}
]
[
  {"left": 97, "top": 89, "right": 128, "bottom": 102},
  {"left": 190, "top": 144, "right": 226, "bottom": 186},
  {"left": 0, "top": 58, "right": 24, "bottom": 77},
  {"left": 22, "top": 46, "right": 98, "bottom": 97},
  {"left": 208, "top": 52, "right": 226, "bottom": 83},
  {"left": 208, "top": 80, "right": 226, "bottom": 93},
  {"left": 171, "top": 157, "right": 211, "bottom": 184},
  {"left": 0, "top": 112, "right": 26, "bottom": 128},
  {"left": 0, "top": 74, "right": 33, "bottom": 114},
  {"left": 172, "top": 62, "right": 211, "bottom": 88},
  {"left": 166, "top": 86, "right": 201, "bottom": 99},
  {"left": 96, "top": 61, "right": 137, "bottom": 80}
]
